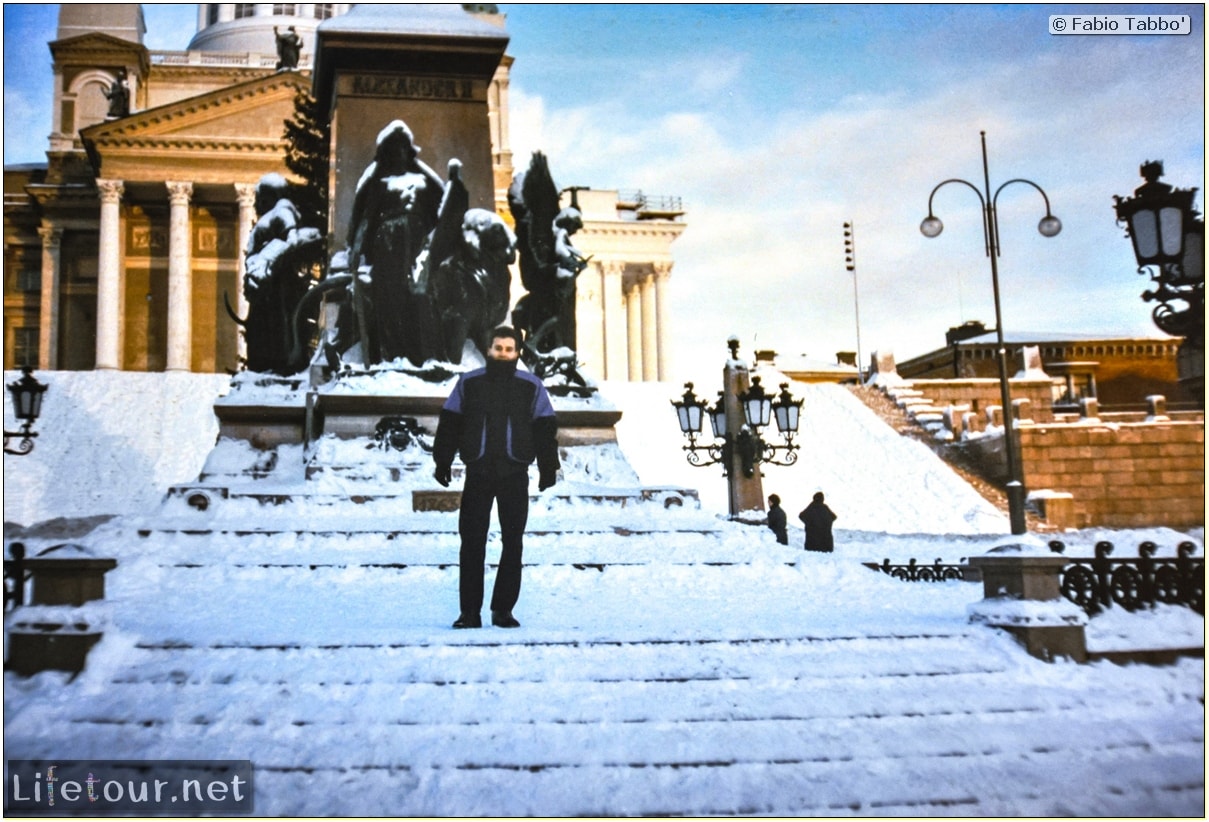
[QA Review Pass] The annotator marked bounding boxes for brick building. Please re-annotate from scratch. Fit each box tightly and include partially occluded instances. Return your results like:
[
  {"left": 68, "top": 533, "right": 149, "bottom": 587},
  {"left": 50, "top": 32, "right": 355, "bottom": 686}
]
[{"left": 895, "top": 321, "right": 1191, "bottom": 411}]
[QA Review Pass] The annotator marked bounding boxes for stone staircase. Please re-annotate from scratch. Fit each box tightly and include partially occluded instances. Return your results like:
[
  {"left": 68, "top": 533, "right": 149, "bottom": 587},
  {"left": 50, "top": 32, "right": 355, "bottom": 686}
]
[{"left": 4, "top": 518, "right": 1204, "bottom": 816}]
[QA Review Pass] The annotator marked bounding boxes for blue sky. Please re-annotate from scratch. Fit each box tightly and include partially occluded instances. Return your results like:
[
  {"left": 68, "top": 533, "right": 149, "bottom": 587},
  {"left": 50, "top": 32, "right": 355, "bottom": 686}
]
[{"left": 3, "top": 4, "right": 1204, "bottom": 384}]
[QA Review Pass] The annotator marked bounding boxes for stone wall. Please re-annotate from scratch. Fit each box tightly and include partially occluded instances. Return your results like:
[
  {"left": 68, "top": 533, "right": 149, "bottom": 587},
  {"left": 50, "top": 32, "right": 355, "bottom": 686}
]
[
  {"left": 1018, "top": 421, "right": 1205, "bottom": 529},
  {"left": 907, "top": 378, "right": 1055, "bottom": 425}
]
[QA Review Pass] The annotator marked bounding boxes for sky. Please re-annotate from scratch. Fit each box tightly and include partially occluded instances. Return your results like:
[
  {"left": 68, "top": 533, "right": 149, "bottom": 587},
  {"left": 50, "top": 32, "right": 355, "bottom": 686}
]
[
  {"left": 2, "top": 3, "right": 1205, "bottom": 386},
  {"left": 3, "top": 368, "right": 1204, "bottom": 815}
]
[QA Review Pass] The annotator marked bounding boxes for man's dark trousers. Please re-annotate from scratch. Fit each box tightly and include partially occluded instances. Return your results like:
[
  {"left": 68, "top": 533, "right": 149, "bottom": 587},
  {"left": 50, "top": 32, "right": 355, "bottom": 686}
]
[{"left": 459, "top": 467, "right": 530, "bottom": 617}]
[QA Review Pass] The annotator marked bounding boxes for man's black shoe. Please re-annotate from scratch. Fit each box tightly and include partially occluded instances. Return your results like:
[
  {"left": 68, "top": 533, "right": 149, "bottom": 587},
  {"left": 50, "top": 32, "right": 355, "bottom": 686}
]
[
  {"left": 491, "top": 610, "right": 520, "bottom": 628},
  {"left": 453, "top": 613, "right": 482, "bottom": 629}
]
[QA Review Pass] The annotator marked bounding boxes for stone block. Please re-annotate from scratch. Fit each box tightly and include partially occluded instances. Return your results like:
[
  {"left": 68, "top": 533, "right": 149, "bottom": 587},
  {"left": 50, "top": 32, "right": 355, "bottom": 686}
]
[
  {"left": 24, "top": 555, "right": 117, "bottom": 606},
  {"left": 5, "top": 627, "right": 103, "bottom": 677},
  {"left": 1030, "top": 492, "right": 1076, "bottom": 529}
]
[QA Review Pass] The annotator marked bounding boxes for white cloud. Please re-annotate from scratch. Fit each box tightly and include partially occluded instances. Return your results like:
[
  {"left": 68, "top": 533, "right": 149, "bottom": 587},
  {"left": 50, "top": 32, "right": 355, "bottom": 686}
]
[{"left": 508, "top": 24, "right": 1202, "bottom": 379}]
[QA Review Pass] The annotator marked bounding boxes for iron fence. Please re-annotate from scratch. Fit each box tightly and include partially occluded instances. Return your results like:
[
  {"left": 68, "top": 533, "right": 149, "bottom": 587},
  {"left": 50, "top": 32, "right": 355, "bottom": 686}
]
[
  {"left": 1051, "top": 539, "right": 1204, "bottom": 616},
  {"left": 864, "top": 539, "right": 1204, "bottom": 616}
]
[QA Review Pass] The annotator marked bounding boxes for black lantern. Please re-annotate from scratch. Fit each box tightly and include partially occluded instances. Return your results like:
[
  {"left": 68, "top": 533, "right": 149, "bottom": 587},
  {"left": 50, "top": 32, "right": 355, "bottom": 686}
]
[
  {"left": 771, "top": 382, "right": 804, "bottom": 435},
  {"left": 671, "top": 382, "right": 706, "bottom": 435},
  {"left": 738, "top": 376, "right": 773, "bottom": 429},
  {"left": 1114, "top": 161, "right": 1198, "bottom": 268},
  {"left": 5, "top": 367, "right": 48, "bottom": 456},
  {"left": 707, "top": 392, "right": 727, "bottom": 440},
  {"left": 1114, "top": 161, "right": 1204, "bottom": 405}
]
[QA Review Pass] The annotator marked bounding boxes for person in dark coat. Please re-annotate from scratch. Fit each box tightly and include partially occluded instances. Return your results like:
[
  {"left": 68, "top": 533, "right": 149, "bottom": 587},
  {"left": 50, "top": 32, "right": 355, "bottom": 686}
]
[
  {"left": 798, "top": 492, "right": 837, "bottom": 553},
  {"left": 432, "top": 326, "right": 560, "bottom": 629},
  {"left": 766, "top": 494, "right": 788, "bottom": 545}
]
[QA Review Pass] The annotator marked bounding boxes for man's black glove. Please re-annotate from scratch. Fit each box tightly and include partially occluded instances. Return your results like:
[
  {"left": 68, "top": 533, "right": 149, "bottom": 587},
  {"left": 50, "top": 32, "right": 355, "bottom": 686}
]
[
  {"left": 434, "top": 464, "right": 452, "bottom": 487},
  {"left": 538, "top": 468, "right": 557, "bottom": 491}
]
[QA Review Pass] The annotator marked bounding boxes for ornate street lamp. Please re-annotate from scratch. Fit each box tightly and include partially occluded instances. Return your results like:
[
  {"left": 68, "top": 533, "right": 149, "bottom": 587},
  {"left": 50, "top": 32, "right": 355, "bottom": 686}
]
[
  {"left": 1113, "top": 162, "right": 1204, "bottom": 403},
  {"left": 671, "top": 354, "right": 802, "bottom": 478},
  {"left": 920, "top": 131, "right": 1062, "bottom": 535},
  {"left": 5, "top": 367, "right": 48, "bottom": 456},
  {"left": 1113, "top": 161, "right": 1198, "bottom": 268}
]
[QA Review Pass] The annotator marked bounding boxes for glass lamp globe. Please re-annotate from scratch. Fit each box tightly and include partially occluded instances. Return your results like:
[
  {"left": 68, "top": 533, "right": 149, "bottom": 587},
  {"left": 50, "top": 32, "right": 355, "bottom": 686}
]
[
  {"left": 920, "top": 216, "right": 944, "bottom": 238},
  {"left": 1037, "top": 215, "right": 1063, "bottom": 238}
]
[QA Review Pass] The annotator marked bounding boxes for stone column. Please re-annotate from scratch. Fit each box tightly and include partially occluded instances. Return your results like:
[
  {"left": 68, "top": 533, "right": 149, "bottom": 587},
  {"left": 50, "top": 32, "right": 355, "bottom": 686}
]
[
  {"left": 723, "top": 340, "right": 765, "bottom": 517},
  {"left": 652, "top": 262, "right": 672, "bottom": 381},
  {"left": 640, "top": 273, "right": 657, "bottom": 382},
  {"left": 166, "top": 181, "right": 194, "bottom": 372},
  {"left": 601, "top": 260, "right": 626, "bottom": 381},
  {"left": 36, "top": 226, "right": 62, "bottom": 370},
  {"left": 95, "top": 179, "right": 125, "bottom": 370},
  {"left": 234, "top": 182, "right": 257, "bottom": 365},
  {"left": 625, "top": 279, "right": 642, "bottom": 381}
]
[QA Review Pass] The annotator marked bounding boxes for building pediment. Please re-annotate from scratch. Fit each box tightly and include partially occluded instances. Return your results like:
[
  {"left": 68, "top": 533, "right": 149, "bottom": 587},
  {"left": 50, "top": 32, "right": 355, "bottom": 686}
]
[
  {"left": 80, "top": 73, "right": 309, "bottom": 182},
  {"left": 50, "top": 31, "right": 149, "bottom": 70}
]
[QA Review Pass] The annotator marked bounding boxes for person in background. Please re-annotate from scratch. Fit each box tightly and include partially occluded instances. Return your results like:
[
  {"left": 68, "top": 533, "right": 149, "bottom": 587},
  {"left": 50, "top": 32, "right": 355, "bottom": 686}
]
[
  {"left": 432, "top": 326, "right": 560, "bottom": 629},
  {"left": 766, "top": 494, "right": 788, "bottom": 545},
  {"left": 798, "top": 491, "right": 837, "bottom": 553}
]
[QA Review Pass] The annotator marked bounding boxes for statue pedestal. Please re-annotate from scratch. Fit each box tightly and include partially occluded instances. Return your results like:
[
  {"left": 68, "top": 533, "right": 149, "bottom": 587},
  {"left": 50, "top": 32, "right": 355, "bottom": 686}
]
[{"left": 164, "top": 369, "right": 699, "bottom": 523}]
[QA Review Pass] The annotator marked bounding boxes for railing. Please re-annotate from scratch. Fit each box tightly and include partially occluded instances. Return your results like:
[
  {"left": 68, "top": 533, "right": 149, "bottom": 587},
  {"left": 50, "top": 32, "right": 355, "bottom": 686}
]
[
  {"left": 864, "top": 540, "right": 1205, "bottom": 616},
  {"left": 862, "top": 557, "right": 973, "bottom": 582},
  {"left": 617, "top": 190, "right": 684, "bottom": 216},
  {"left": 151, "top": 50, "right": 299, "bottom": 70},
  {"left": 1052, "top": 540, "right": 1204, "bottom": 616}
]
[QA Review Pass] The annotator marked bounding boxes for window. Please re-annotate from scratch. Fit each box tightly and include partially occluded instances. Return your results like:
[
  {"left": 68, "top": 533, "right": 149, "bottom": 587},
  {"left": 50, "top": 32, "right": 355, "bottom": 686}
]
[
  {"left": 207, "top": 5, "right": 219, "bottom": 25},
  {"left": 17, "top": 269, "right": 40, "bottom": 293},
  {"left": 314, "top": 4, "right": 334, "bottom": 19},
  {"left": 273, "top": 4, "right": 297, "bottom": 14},
  {"left": 234, "top": 4, "right": 255, "bottom": 19},
  {"left": 12, "top": 328, "right": 38, "bottom": 368}
]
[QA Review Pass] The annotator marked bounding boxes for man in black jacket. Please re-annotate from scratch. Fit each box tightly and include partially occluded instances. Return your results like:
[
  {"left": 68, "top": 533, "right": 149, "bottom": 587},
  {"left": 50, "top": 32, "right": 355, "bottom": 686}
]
[{"left": 432, "top": 326, "right": 560, "bottom": 628}]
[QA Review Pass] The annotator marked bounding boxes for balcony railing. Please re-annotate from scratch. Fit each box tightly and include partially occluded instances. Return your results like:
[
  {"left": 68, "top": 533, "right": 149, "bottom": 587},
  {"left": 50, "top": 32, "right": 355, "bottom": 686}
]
[{"left": 617, "top": 190, "right": 684, "bottom": 217}]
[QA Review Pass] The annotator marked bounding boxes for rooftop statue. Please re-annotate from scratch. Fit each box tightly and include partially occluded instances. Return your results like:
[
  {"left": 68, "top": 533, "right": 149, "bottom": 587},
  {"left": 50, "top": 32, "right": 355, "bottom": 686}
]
[
  {"left": 103, "top": 68, "right": 130, "bottom": 118},
  {"left": 275, "top": 26, "right": 302, "bottom": 70}
]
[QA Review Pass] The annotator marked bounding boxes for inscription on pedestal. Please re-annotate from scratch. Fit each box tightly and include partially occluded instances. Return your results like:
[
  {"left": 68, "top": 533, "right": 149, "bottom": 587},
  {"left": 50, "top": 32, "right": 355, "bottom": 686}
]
[
  {"left": 339, "top": 74, "right": 486, "bottom": 101},
  {"left": 413, "top": 490, "right": 462, "bottom": 512}
]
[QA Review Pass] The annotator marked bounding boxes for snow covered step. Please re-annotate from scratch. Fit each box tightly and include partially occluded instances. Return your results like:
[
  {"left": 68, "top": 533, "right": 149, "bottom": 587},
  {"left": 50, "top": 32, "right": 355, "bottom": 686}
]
[
  {"left": 19, "top": 702, "right": 1201, "bottom": 816},
  {"left": 113, "top": 632, "right": 997, "bottom": 684},
  {"left": 243, "top": 744, "right": 1203, "bottom": 817}
]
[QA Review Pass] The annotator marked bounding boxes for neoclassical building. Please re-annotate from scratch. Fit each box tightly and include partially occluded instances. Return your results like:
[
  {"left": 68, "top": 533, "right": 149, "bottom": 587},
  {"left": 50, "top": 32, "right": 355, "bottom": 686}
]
[{"left": 4, "top": 4, "right": 684, "bottom": 380}]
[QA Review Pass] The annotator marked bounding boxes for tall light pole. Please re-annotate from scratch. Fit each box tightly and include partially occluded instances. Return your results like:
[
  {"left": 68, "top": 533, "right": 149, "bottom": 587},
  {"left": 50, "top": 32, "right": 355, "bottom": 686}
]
[
  {"left": 920, "top": 131, "right": 1062, "bottom": 535},
  {"left": 843, "top": 221, "right": 863, "bottom": 381}
]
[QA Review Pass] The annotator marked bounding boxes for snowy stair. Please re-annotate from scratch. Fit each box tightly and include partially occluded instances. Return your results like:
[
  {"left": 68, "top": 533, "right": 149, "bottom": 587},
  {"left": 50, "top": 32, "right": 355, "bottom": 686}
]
[{"left": 5, "top": 523, "right": 1204, "bottom": 816}]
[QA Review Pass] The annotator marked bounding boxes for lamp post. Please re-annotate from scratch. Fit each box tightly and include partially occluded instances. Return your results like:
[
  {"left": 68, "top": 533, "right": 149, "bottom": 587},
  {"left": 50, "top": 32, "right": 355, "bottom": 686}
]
[
  {"left": 843, "top": 221, "right": 864, "bottom": 382},
  {"left": 1113, "top": 161, "right": 1204, "bottom": 404},
  {"left": 5, "top": 366, "right": 49, "bottom": 456},
  {"left": 920, "top": 131, "right": 1062, "bottom": 535},
  {"left": 671, "top": 337, "right": 803, "bottom": 517}
]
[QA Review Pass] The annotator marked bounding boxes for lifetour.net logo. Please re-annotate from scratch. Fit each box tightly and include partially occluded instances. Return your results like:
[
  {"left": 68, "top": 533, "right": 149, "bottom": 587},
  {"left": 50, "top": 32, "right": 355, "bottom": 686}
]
[{"left": 5, "top": 760, "right": 253, "bottom": 815}]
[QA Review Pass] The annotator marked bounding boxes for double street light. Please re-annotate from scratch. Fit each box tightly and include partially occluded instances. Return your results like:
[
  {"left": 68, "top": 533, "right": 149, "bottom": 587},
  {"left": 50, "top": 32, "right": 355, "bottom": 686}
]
[
  {"left": 920, "top": 131, "right": 1062, "bottom": 535},
  {"left": 671, "top": 337, "right": 803, "bottom": 498}
]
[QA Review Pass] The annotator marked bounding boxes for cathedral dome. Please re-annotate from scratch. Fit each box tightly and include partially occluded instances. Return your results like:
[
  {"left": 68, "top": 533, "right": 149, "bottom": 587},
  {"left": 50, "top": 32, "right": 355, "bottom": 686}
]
[{"left": 186, "top": 4, "right": 352, "bottom": 57}]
